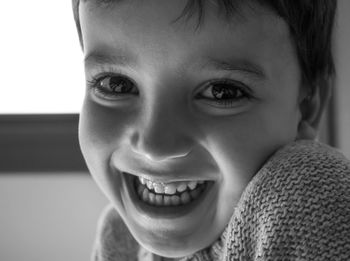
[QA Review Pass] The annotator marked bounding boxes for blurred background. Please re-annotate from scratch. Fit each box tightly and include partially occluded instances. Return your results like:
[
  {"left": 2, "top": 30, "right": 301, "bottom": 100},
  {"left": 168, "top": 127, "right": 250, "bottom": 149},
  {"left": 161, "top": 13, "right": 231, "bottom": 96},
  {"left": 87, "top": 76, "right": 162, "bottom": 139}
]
[{"left": 0, "top": 1, "right": 349, "bottom": 261}]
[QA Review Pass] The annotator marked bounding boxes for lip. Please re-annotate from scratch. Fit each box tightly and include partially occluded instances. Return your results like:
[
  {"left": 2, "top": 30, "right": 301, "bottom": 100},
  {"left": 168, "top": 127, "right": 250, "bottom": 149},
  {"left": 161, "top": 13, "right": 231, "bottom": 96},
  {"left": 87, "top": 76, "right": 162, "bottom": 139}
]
[{"left": 122, "top": 172, "right": 216, "bottom": 220}]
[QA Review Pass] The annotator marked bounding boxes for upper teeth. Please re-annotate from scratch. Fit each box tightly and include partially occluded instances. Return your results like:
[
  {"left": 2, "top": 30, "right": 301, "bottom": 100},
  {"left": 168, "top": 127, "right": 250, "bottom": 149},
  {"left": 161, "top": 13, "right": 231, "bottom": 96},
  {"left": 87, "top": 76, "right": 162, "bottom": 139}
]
[{"left": 138, "top": 177, "right": 204, "bottom": 195}]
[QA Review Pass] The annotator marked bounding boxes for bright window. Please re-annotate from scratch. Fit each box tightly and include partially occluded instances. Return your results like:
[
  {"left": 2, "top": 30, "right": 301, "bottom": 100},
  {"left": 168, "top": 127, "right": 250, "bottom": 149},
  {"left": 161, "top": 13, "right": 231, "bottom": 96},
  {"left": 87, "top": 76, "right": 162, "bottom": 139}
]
[{"left": 0, "top": 1, "right": 84, "bottom": 114}]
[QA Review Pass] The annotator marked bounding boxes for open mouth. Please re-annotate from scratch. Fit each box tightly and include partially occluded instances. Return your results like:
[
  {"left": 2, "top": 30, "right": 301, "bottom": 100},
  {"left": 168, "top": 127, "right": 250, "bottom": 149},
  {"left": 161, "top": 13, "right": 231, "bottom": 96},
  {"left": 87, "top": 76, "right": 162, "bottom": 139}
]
[
  {"left": 123, "top": 172, "right": 214, "bottom": 213},
  {"left": 134, "top": 176, "right": 208, "bottom": 207},
  {"left": 122, "top": 171, "right": 217, "bottom": 220}
]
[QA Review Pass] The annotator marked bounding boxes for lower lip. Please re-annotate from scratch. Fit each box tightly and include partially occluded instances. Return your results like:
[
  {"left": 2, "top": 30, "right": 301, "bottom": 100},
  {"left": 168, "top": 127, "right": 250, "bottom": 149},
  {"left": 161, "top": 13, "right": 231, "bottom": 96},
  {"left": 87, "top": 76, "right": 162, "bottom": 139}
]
[{"left": 123, "top": 173, "right": 216, "bottom": 220}]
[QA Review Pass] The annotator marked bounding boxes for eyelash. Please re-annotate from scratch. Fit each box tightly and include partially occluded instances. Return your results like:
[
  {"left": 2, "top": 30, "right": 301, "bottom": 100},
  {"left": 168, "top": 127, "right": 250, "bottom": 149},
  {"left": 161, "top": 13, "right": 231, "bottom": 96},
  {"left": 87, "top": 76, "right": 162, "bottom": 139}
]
[
  {"left": 195, "top": 79, "right": 253, "bottom": 107},
  {"left": 87, "top": 73, "right": 253, "bottom": 107},
  {"left": 87, "top": 71, "right": 138, "bottom": 99}
]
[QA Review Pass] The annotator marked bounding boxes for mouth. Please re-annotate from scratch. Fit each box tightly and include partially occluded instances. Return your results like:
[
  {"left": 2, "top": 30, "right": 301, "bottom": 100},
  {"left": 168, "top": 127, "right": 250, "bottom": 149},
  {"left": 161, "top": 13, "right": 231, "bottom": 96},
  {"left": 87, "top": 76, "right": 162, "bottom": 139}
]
[
  {"left": 135, "top": 176, "right": 208, "bottom": 207},
  {"left": 123, "top": 172, "right": 215, "bottom": 219}
]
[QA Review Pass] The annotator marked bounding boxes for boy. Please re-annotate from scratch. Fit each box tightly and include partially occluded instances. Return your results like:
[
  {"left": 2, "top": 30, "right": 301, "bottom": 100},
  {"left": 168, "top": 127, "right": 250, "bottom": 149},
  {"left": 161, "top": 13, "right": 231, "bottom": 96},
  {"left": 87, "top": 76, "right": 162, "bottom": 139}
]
[{"left": 73, "top": 0, "right": 350, "bottom": 260}]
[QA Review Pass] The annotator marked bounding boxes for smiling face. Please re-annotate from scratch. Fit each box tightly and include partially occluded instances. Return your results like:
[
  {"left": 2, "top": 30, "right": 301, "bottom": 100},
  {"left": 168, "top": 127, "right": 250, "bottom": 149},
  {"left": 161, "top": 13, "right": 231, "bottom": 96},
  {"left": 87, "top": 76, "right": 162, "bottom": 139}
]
[{"left": 79, "top": 0, "right": 302, "bottom": 258}]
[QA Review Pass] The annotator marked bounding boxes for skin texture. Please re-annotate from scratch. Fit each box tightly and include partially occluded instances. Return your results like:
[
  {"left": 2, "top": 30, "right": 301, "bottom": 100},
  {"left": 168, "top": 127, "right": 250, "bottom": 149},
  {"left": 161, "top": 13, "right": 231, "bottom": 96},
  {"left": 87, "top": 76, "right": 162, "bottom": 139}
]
[{"left": 78, "top": 0, "right": 313, "bottom": 258}]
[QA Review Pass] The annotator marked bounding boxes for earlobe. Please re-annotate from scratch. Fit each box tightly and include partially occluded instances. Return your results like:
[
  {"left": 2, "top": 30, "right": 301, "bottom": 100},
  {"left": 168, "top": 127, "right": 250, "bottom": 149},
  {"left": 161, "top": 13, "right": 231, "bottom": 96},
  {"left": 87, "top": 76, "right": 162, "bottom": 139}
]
[
  {"left": 297, "top": 78, "right": 332, "bottom": 140},
  {"left": 296, "top": 121, "right": 317, "bottom": 140},
  {"left": 297, "top": 95, "right": 318, "bottom": 140},
  {"left": 300, "top": 87, "right": 321, "bottom": 128}
]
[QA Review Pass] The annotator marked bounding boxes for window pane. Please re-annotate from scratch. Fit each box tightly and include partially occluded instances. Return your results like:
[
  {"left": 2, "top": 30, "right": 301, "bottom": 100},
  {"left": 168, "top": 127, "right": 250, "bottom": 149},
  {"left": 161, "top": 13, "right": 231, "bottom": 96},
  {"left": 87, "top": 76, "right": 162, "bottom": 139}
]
[{"left": 0, "top": 1, "right": 84, "bottom": 114}]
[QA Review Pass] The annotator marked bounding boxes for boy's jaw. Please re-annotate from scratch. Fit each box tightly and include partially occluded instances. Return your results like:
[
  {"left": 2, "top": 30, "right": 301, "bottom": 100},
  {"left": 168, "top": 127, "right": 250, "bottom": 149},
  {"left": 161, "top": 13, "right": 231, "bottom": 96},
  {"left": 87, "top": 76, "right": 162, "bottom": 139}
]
[
  {"left": 101, "top": 141, "right": 226, "bottom": 257},
  {"left": 109, "top": 167, "right": 222, "bottom": 258}
]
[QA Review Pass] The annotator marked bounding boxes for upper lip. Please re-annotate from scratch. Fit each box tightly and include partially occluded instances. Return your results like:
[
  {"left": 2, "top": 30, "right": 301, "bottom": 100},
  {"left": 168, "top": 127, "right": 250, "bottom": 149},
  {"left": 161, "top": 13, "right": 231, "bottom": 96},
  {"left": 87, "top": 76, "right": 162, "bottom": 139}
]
[
  {"left": 111, "top": 152, "right": 219, "bottom": 183},
  {"left": 109, "top": 147, "right": 221, "bottom": 183}
]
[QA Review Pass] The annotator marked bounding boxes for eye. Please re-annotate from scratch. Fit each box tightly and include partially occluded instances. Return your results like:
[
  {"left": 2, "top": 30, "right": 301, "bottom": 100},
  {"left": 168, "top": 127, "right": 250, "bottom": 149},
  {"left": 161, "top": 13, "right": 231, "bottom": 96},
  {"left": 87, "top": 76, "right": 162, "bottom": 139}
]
[
  {"left": 196, "top": 80, "right": 252, "bottom": 107},
  {"left": 99, "top": 76, "right": 135, "bottom": 93},
  {"left": 87, "top": 74, "right": 138, "bottom": 99}
]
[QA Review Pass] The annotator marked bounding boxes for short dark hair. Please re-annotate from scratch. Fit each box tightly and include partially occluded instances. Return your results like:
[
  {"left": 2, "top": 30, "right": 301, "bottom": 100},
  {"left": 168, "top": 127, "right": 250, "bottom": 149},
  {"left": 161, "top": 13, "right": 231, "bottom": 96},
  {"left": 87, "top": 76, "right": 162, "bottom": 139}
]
[{"left": 72, "top": 0, "right": 337, "bottom": 95}]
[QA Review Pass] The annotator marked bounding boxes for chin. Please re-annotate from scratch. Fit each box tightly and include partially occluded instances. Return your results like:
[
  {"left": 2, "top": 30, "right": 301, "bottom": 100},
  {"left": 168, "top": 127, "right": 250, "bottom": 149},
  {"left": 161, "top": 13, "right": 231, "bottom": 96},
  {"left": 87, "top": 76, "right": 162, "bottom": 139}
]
[
  {"left": 139, "top": 238, "right": 204, "bottom": 259},
  {"left": 125, "top": 217, "right": 213, "bottom": 259}
]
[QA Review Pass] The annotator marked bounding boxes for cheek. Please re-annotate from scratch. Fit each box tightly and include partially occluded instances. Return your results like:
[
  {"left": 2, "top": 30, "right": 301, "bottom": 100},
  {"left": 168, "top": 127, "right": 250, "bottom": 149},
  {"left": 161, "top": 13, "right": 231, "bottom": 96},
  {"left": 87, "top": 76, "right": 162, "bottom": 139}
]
[
  {"left": 78, "top": 101, "right": 132, "bottom": 179},
  {"left": 78, "top": 100, "right": 136, "bottom": 208},
  {"left": 79, "top": 102, "right": 111, "bottom": 191},
  {"left": 79, "top": 100, "right": 133, "bottom": 152},
  {"left": 206, "top": 107, "right": 299, "bottom": 183},
  {"left": 79, "top": 103, "right": 110, "bottom": 160},
  {"left": 203, "top": 109, "right": 299, "bottom": 223}
]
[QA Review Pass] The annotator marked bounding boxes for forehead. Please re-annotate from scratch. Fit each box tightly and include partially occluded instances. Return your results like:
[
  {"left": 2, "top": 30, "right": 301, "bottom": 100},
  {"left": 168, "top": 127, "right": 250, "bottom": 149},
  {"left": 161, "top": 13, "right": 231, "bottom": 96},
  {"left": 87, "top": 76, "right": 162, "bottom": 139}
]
[
  {"left": 79, "top": 0, "right": 294, "bottom": 78},
  {"left": 80, "top": 0, "right": 284, "bottom": 35}
]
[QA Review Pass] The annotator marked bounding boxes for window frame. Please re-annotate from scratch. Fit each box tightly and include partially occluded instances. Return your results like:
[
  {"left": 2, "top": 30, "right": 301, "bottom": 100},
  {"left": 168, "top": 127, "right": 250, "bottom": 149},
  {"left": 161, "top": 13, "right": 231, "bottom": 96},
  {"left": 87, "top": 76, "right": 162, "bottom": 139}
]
[{"left": 0, "top": 114, "right": 87, "bottom": 172}]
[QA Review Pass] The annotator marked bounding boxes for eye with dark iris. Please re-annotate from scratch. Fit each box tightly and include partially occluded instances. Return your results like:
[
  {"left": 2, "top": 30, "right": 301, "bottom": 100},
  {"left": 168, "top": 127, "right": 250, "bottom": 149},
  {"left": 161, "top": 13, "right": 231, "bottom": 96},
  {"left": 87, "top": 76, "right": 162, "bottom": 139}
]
[
  {"left": 210, "top": 83, "right": 244, "bottom": 100},
  {"left": 195, "top": 79, "right": 252, "bottom": 107},
  {"left": 98, "top": 76, "right": 136, "bottom": 94},
  {"left": 87, "top": 74, "right": 138, "bottom": 99}
]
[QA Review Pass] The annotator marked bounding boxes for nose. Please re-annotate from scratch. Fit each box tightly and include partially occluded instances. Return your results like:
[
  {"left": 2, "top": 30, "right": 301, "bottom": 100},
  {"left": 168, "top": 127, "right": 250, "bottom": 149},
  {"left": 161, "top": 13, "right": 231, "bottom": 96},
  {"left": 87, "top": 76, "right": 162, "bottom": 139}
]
[{"left": 130, "top": 102, "right": 194, "bottom": 162}]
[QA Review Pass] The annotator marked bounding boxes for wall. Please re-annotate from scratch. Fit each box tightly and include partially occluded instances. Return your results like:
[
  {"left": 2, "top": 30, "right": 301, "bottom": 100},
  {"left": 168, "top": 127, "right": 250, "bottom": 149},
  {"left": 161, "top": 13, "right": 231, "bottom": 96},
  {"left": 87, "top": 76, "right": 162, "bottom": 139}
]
[
  {"left": 0, "top": 173, "right": 107, "bottom": 261},
  {"left": 335, "top": 0, "right": 350, "bottom": 158}
]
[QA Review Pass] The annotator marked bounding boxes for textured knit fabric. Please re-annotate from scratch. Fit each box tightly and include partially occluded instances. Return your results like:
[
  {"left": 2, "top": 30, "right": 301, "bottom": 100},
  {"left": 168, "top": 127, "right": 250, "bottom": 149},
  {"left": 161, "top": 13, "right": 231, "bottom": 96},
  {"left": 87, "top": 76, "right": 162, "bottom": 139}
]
[{"left": 91, "top": 140, "right": 350, "bottom": 261}]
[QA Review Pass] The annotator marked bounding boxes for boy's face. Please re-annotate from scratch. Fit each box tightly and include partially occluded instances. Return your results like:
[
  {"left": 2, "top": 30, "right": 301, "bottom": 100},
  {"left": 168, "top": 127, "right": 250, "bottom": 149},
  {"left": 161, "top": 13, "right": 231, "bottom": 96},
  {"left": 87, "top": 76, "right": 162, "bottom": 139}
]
[{"left": 79, "top": 0, "right": 302, "bottom": 258}]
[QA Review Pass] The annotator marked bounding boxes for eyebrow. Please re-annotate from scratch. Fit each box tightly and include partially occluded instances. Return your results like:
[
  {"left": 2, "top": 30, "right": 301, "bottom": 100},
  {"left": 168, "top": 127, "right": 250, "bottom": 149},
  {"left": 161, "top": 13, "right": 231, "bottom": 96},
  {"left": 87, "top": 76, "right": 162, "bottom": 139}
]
[
  {"left": 84, "top": 50, "right": 136, "bottom": 68},
  {"left": 84, "top": 51, "right": 266, "bottom": 79},
  {"left": 200, "top": 57, "right": 266, "bottom": 79},
  {"left": 83, "top": 0, "right": 118, "bottom": 8}
]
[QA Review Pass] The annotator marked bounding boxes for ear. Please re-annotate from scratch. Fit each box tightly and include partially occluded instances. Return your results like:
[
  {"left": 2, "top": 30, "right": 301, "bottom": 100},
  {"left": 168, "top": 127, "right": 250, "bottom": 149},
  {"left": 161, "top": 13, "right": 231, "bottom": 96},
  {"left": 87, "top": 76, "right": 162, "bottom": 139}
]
[{"left": 296, "top": 77, "right": 333, "bottom": 140}]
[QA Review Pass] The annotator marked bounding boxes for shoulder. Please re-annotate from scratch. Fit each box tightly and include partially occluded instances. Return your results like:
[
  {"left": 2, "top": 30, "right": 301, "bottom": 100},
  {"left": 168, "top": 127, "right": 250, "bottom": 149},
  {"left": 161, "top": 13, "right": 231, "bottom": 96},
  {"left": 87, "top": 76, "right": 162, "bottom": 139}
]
[
  {"left": 264, "top": 139, "right": 350, "bottom": 179},
  {"left": 246, "top": 140, "right": 350, "bottom": 204},
  {"left": 224, "top": 140, "right": 350, "bottom": 260}
]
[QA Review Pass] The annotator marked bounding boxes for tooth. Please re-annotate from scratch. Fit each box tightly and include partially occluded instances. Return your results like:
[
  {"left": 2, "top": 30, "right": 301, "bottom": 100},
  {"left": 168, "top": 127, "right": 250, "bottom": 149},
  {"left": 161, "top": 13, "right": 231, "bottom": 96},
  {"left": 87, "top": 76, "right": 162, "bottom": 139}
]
[
  {"left": 163, "top": 195, "right": 172, "bottom": 206},
  {"left": 146, "top": 180, "right": 154, "bottom": 190},
  {"left": 155, "top": 194, "right": 163, "bottom": 206},
  {"left": 154, "top": 183, "right": 165, "bottom": 194},
  {"left": 164, "top": 184, "right": 177, "bottom": 195},
  {"left": 142, "top": 188, "right": 149, "bottom": 202},
  {"left": 137, "top": 183, "right": 144, "bottom": 196},
  {"left": 171, "top": 195, "right": 180, "bottom": 206},
  {"left": 149, "top": 192, "right": 156, "bottom": 204},
  {"left": 187, "top": 181, "right": 198, "bottom": 190},
  {"left": 177, "top": 182, "right": 187, "bottom": 193},
  {"left": 180, "top": 191, "right": 191, "bottom": 204},
  {"left": 139, "top": 177, "right": 146, "bottom": 185}
]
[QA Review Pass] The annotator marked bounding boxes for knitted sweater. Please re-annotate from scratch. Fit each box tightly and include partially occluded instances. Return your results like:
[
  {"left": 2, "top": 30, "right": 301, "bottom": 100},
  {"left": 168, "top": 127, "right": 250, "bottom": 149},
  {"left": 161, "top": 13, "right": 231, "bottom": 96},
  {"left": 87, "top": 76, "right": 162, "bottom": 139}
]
[{"left": 91, "top": 140, "right": 350, "bottom": 260}]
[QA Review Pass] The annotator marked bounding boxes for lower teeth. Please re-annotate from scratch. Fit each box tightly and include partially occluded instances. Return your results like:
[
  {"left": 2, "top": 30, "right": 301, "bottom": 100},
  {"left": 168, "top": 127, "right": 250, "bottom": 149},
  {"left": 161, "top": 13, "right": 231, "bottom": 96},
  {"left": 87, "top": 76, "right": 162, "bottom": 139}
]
[{"left": 135, "top": 180, "right": 205, "bottom": 206}]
